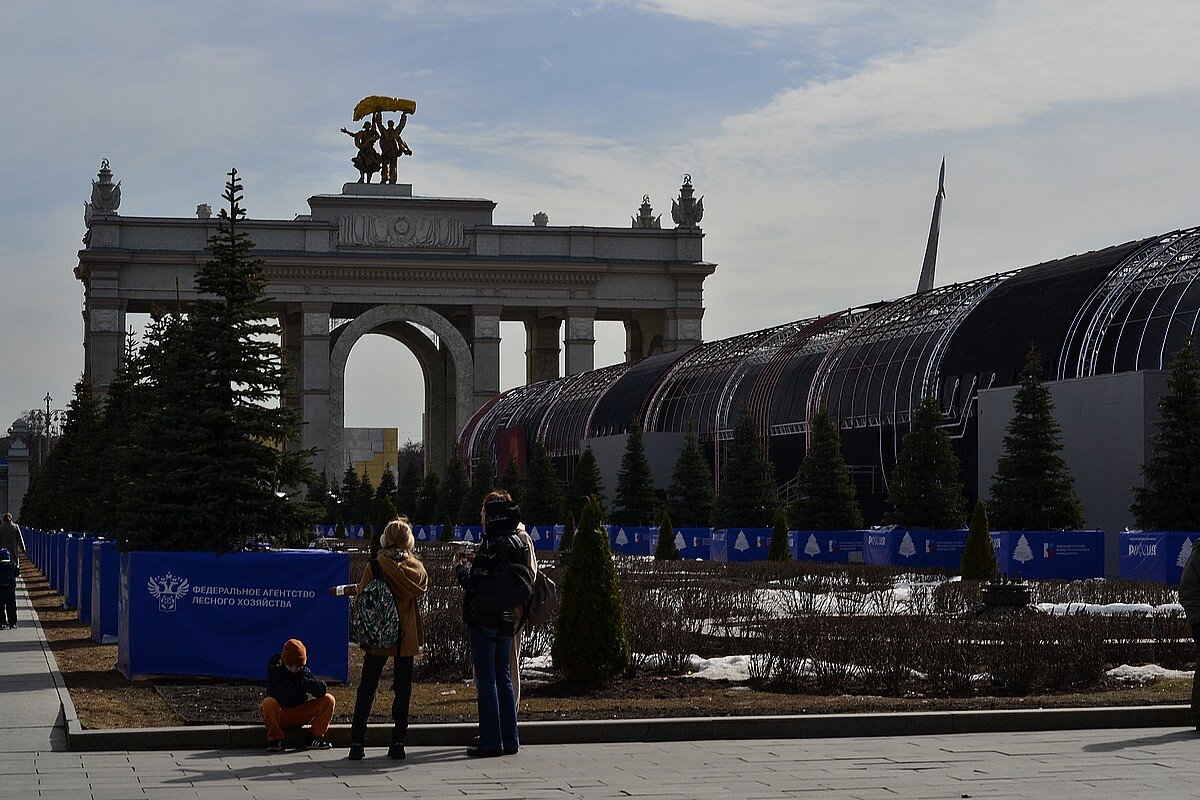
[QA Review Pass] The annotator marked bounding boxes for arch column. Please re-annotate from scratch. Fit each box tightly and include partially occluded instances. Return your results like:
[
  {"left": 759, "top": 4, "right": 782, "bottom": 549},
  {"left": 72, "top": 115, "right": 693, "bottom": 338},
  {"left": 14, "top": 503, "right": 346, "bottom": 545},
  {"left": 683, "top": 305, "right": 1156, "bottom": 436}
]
[
  {"left": 525, "top": 312, "right": 561, "bottom": 383},
  {"left": 299, "top": 303, "right": 332, "bottom": 476},
  {"left": 329, "top": 304, "right": 473, "bottom": 481},
  {"left": 564, "top": 307, "right": 595, "bottom": 375},
  {"left": 472, "top": 305, "right": 502, "bottom": 409}
]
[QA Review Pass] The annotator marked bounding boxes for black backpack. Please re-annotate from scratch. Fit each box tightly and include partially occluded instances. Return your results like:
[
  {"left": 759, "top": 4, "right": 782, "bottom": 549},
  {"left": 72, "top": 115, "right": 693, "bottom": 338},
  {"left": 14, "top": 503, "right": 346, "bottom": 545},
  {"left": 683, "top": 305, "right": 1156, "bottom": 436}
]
[{"left": 470, "top": 535, "right": 535, "bottom": 615}]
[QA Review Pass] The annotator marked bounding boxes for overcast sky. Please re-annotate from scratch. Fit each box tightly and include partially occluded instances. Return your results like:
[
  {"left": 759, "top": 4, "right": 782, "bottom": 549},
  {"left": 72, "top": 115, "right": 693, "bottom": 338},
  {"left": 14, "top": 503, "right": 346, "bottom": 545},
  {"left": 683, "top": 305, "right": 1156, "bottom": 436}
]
[{"left": 5, "top": 1, "right": 1200, "bottom": 444}]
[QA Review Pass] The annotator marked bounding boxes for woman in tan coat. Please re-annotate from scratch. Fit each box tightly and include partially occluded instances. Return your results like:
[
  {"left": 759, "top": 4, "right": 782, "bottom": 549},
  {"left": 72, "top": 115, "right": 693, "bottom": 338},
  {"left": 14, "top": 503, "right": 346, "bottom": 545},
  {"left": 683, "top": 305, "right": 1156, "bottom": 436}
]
[{"left": 348, "top": 517, "right": 429, "bottom": 761}]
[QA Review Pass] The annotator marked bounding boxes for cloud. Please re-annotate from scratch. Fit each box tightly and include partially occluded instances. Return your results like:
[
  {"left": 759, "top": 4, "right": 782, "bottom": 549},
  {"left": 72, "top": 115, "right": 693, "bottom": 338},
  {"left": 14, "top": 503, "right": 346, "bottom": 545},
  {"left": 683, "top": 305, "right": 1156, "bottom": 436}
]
[{"left": 721, "top": 1, "right": 1200, "bottom": 158}]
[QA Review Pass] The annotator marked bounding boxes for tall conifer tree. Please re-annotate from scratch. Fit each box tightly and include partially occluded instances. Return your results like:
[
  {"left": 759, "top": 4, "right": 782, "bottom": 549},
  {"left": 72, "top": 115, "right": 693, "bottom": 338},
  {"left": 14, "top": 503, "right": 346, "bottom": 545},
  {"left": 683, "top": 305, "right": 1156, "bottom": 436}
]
[
  {"left": 459, "top": 453, "right": 496, "bottom": 523},
  {"left": 415, "top": 471, "right": 441, "bottom": 522},
  {"left": 116, "top": 170, "right": 314, "bottom": 551},
  {"left": 885, "top": 394, "right": 966, "bottom": 529},
  {"left": 564, "top": 445, "right": 606, "bottom": 520},
  {"left": 523, "top": 440, "right": 563, "bottom": 525},
  {"left": 790, "top": 409, "right": 864, "bottom": 530},
  {"left": 396, "top": 459, "right": 422, "bottom": 518},
  {"left": 713, "top": 405, "right": 777, "bottom": 529},
  {"left": 987, "top": 346, "right": 1084, "bottom": 530},
  {"left": 437, "top": 450, "right": 468, "bottom": 523},
  {"left": 611, "top": 421, "right": 658, "bottom": 525},
  {"left": 1131, "top": 336, "right": 1200, "bottom": 529},
  {"left": 665, "top": 430, "right": 714, "bottom": 527},
  {"left": 960, "top": 499, "right": 998, "bottom": 580},
  {"left": 500, "top": 448, "right": 524, "bottom": 505}
]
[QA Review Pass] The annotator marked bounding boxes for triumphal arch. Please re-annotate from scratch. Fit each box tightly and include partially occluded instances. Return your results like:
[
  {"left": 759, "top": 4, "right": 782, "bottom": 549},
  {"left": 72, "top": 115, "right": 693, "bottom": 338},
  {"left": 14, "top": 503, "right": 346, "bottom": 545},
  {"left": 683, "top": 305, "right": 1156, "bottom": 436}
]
[{"left": 75, "top": 150, "right": 715, "bottom": 478}]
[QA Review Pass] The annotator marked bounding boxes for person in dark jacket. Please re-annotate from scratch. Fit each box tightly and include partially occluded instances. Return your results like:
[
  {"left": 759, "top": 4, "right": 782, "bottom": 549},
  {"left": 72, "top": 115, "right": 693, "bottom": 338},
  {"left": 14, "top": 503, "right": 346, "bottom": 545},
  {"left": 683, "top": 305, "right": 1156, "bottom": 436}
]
[
  {"left": 0, "top": 548, "right": 17, "bottom": 629},
  {"left": 1178, "top": 543, "right": 1200, "bottom": 729},
  {"left": 260, "top": 638, "right": 336, "bottom": 751},
  {"left": 455, "top": 491, "right": 530, "bottom": 757}
]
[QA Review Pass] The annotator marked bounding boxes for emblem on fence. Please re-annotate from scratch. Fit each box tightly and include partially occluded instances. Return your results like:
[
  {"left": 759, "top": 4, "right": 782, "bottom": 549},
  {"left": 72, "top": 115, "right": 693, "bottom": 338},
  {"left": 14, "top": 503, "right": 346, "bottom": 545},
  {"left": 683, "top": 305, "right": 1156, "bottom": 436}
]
[{"left": 147, "top": 573, "right": 190, "bottom": 613}]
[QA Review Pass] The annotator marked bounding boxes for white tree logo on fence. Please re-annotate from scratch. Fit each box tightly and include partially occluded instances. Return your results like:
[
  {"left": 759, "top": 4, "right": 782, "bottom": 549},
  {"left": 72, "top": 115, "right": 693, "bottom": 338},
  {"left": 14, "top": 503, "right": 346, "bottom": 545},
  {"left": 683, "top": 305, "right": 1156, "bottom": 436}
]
[
  {"left": 898, "top": 532, "right": 916, "bottom": 558},
  {"left": 1178, "top": 538, "right": 1194, "bottom": 569},
  {"left": 804, "top": 534, "right": 821, "bottom": 557},
  {"left": 147, "top": 573, "right": 190, "bottom": 613},
  {"left": 616, "top": 528, "right": 629, "bottom": 546},
  {"left": 1013, "top": 534, "right": 1034, "bottom": 563},
  {"left": 734, "top": 531, "right": 750, "bottom": 551},
  {"left": 673, "top": 532, "right": 687, "bottom": 551}
]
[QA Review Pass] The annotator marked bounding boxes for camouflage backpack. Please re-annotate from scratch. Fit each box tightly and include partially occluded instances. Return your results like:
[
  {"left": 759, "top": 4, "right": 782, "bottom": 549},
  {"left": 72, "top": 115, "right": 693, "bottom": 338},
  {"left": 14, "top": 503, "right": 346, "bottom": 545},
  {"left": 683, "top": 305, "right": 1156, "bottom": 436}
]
[{"left": 350, "top": 560, "right": 400, "bottom": 650}]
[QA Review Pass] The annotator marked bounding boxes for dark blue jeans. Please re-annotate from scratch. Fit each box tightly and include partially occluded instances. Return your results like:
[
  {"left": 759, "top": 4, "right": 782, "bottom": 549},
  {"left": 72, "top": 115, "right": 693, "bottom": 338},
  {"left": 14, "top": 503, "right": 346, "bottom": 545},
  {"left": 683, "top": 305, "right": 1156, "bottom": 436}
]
[{"left": 468, "top": 625, "right": 518, "bottom": 751}]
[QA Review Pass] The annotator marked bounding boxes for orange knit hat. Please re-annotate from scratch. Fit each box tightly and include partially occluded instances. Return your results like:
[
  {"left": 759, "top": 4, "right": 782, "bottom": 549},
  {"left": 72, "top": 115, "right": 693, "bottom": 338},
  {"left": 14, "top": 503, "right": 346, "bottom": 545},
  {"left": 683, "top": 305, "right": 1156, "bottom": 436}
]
[{"left": 281, "top": 638, "right": 307, "bottom": 668}]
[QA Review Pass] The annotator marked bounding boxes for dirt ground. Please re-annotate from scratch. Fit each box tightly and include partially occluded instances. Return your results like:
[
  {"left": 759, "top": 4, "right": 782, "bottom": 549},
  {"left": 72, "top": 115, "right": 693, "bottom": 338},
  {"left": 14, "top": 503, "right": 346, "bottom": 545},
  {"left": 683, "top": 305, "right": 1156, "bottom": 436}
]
[{"left": 25, "top": 562, "right": 1191, "bottom": 730}]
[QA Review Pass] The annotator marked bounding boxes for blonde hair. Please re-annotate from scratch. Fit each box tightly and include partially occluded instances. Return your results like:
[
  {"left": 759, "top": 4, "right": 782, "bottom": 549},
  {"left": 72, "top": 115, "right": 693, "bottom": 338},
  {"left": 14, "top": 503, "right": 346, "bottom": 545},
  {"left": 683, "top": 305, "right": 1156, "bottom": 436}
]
[{"left": 380, "top": 517, "right": 416, "bottom": 554}]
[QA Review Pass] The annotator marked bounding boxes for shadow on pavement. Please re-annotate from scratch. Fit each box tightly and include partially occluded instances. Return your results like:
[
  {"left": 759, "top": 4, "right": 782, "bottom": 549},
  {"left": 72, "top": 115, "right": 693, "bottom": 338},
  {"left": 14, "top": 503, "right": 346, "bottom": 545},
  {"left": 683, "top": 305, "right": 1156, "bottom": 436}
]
[{"left": 1082, "top": 729, "right": 1196, "bottom": 752}]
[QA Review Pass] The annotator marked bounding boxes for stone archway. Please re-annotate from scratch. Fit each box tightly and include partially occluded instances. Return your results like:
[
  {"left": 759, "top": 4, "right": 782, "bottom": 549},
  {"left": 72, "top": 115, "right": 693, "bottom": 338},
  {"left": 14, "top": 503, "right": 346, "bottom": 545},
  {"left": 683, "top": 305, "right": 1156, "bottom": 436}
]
[{"left": 329, "top": 304, "right": 474, "bottom": 479}]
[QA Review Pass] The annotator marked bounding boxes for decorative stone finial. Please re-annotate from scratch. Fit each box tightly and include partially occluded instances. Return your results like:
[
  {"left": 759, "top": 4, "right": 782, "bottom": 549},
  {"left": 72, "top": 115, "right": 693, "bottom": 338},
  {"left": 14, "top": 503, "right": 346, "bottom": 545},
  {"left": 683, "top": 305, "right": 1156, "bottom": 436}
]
[
  {"left": 196, "top": 204, "right": 212, "bottom": 219},
  {"left": 671, "top": 174, "right": 703, "bottom": 229},
  {"left": 631, "top": 194, "right": 661, "bottom": 229},
  {"left": 84, "top": 159, "right": 122, "bottom": 225},
  {"left": 532, "top": 211, "right": 549, "bottom": 227}
]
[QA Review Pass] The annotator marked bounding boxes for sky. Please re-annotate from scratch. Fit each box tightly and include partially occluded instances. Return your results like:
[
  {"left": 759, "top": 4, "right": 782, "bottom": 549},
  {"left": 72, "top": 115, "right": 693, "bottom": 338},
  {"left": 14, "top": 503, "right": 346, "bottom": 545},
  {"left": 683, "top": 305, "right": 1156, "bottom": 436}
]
[{"left": 5, "top": 0, "right": 1200, "bottom": 444}]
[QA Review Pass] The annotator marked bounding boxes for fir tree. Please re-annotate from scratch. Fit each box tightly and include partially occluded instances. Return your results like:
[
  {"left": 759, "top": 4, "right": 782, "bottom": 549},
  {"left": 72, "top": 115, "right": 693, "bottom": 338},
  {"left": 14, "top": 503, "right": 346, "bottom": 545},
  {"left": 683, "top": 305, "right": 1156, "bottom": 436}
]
[
  {"left": 376, "top": 466, "right": 398, "bottom": 504},
  {"left": 339, "top": 466, "right": 362, "bottom": 524},
  {"left": 523, "top": 440, "right": 564, "bottom": 525},
  {"left": 459, "top": 453, "right": 496, "bottom": 523},
  {"left": 885, "top": 394, "right": 967, "bottom": 529},
  {"left": 713, "top": 405, "right": 778, "bottom": 529},
  {"left": 790, "top": 409, "right": 864, "bottom": 530},
  {"left": 396, "top": 459, "right": 422, "bottom": 518},
  {"left": 94, "top": 334, "right": 142, "bottom": 534},
  {"left": 372, "top": 495, "right": 398, "bottom": 555},
  {"left": 437, "top": 450, "right": 469, "bottom": 523},
  {"left": 665, "top": 430, "right": 714, "bottom": 527},
  {"left": 499, "top": 448, "right": 524, "bottom": 505},
  {"left": 987, "top": 345, "right": 1085, "bottom": 530},
  {"left": 1132, "top": 336, "right": 1200, "bottom": 529},
  {"left": 440, "top": 517, "right": 456, "bottom": 542},
  {"left": 117, "top": 170, "right": 315, "bottom": 551},
  {"left": 611, "top": 421, "right": 658, "bottom": 525},
  {"left": 563, "top": 446, "right": 606, "bottom": 521},
  {"left": 353, "top": 472, "right": 375, "bottom": 526},
  {"left": 767, "top": 507, "right": 792, "bottom": 561},
  {"left": 654, "top": 510, "right": 680, "bottom": 560},
  {"left": 559, "top": 511, "right": 576, "bottom": 552},
  {"left": 960, "top": 499, "right": 998, "bottom": 580},
  {"left": 552, "top": 497, "right": 630, "bottom": 685},
  {"left": 415, "top": 471, "right": 441, "bottom": 522}
]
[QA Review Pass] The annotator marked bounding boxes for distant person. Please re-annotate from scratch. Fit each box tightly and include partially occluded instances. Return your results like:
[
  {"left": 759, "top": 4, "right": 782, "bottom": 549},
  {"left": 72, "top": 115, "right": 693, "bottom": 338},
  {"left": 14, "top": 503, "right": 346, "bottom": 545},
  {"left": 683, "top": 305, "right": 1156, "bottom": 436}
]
[
  {"left": 0, "top": 549, "right": 16, "bottom": 628},
  {"left": 1179, "top": 546, "right": 1200, "bottom": 730},
  {"left": 0, "top": 514, "right": 24, "bottom": 568},
  {"left": 347, "top": 517, "right": 429, "bottom": 761},
  {"left": 455, "top": 491, "right": 532, "bottom": 757},
  {"left": 260, "top": 638, "right": 336, "bottom": 752}
]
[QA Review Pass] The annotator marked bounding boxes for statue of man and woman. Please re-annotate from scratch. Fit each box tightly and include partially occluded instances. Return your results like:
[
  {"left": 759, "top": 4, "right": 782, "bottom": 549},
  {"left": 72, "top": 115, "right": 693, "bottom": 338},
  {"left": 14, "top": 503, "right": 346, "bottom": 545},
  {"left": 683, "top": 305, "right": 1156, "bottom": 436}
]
[{"left": 340, "top": 111, "right": 411, "bottom": 184}]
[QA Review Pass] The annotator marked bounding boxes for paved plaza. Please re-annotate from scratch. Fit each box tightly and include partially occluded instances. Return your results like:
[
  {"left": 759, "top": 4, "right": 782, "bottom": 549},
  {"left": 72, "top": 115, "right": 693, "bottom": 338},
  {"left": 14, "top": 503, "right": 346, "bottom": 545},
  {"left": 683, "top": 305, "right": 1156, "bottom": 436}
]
[{"left": 6, "top": 579, "right": 1200, "bottom": 799}]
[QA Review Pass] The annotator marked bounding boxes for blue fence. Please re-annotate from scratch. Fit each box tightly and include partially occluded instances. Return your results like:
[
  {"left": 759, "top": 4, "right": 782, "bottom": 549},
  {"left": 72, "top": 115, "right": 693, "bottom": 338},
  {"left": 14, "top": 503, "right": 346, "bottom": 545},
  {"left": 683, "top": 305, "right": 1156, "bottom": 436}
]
[
  {"left": 796, "top": 530, "right": 866, "bottom": 563},
  {"left": 1118, "top": 531, "right": 1199, "bottom": 584},
  {"left": 76, "top": 535, "right": 97, "bottom": 624},
  {"left": 992, "top": 530, "right": 1105, "bottom": 580},
  {"left": 91, "top": 540, "right": 119, "bottom": 644},
  {"left": 863, "top": 528, "right": 970, "bottom": 570},
  {"left": 118, "top": 550, "right": 350, "bottom": 681}
]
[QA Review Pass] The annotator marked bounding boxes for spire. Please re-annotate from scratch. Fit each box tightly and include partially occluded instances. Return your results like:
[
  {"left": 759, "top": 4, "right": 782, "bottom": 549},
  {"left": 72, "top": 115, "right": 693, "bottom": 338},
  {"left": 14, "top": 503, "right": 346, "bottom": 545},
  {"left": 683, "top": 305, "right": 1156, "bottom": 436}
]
[{"left": 917, "top": 157, "right": 945, "bottom": 293}]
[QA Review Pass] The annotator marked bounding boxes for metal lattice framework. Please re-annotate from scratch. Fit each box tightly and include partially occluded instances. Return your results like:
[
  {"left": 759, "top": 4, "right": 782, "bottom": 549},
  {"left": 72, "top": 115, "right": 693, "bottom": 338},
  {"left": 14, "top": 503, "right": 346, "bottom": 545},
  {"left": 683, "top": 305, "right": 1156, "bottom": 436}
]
[
  {"left": 806, "top": 274, "right": 1008, "bottom": 437},
  {"left": 1059, "top": 228, "right": 1200, "bottom": 379},
  {"left": 642, "top": 322, "right": 806, "bottom": 442},
  {"left": 460, "top": 378, "right": 561, "bottom": 469},
  {"left": 537, "top": 363, "right": 630, "bottom": 460}
]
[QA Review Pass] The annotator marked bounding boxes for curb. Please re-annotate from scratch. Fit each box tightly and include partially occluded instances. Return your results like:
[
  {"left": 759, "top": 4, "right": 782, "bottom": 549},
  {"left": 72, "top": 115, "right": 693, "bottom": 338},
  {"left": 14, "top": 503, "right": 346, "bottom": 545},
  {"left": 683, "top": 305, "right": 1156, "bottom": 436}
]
[
  {"left": 25, "top": 577, "right": 81, "bottom": 747},
  {"left": 66, "top": 703, "right": 1192, "bottom": 752}
]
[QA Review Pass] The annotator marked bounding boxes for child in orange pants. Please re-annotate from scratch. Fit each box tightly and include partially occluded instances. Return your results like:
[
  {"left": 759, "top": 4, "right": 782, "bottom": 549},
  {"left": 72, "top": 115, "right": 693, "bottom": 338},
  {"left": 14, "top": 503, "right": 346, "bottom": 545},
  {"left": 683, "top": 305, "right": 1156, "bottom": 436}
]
[{"left": 260, "top": 638, "right": 336, "bottom": 751}]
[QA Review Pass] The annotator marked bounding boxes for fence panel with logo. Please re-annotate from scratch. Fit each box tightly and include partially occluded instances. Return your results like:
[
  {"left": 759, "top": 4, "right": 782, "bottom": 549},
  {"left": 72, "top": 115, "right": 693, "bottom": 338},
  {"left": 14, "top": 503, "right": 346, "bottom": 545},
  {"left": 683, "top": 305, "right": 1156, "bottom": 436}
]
[
  {"left": 709, "top": 528, "right": 777, "bottom": 562},
  {"left": 526, "top": 525, "right": 563, "bottom": 551},
  {"left": 645, "top": 527, "right": 710, "bottom": 559},
  {"left": 1119, "top": 531, "right": 1200, "bottom": 584},
  {"left": 608, "top": 526, "right": 652, "bottom": 556},
  {"left": 796, "top": 530, "right": 867, "bottom": 563},
  {"left": 862, "top": 528, "right": 969, "bottom": 570},
  {"left": 90, "top": 540, "right": 119, "bottom": 644},
  {"left": 75, "top": 535, "right": 97, "bottom": 624},
  {"left": 117, "top": 550, "right": 350, "bottom": 681},
  {"left": 413, "top": 524, "right": 443, "bottom": 544},
  {"left": 991, "top": 530, "right": 1105, "bottom": 580}
]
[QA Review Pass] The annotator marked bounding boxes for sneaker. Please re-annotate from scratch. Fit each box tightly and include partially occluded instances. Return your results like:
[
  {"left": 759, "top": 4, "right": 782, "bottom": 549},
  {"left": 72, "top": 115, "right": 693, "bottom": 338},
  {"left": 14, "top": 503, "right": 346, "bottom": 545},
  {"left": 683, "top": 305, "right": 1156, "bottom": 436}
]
[
  {"left": 348, "top": 744, "right": 365, "bottom": 760},
  {"left": 465, "top": 746, "right": 504, "bottom": 758},
  {"left": 266, "top": 740, "right": 284, "bottom": 753},
  {"left": 308, "top": 737, "right": 333, "bottom": 750},
  {"left": 502, "top": 747, "right": 519, "bottom": 755},
  {"left": 387, "top": 744, "right": 406, "bottom": 760}
]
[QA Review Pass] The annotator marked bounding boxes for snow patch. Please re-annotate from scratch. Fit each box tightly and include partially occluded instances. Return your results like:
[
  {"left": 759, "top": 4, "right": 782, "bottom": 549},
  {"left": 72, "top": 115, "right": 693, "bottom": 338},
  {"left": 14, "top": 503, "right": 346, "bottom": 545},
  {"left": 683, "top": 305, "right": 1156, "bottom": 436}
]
[{"left": 1107, "top": 663, "right": 1193, "bottom": 684}]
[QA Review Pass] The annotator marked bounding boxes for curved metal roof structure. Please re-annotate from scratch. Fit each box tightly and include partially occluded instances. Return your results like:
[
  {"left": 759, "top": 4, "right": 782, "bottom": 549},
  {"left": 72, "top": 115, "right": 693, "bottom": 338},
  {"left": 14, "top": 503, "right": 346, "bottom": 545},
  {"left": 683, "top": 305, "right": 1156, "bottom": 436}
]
[{"left": 460, "top": 227, "right": 1200, "bottom": 501}]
